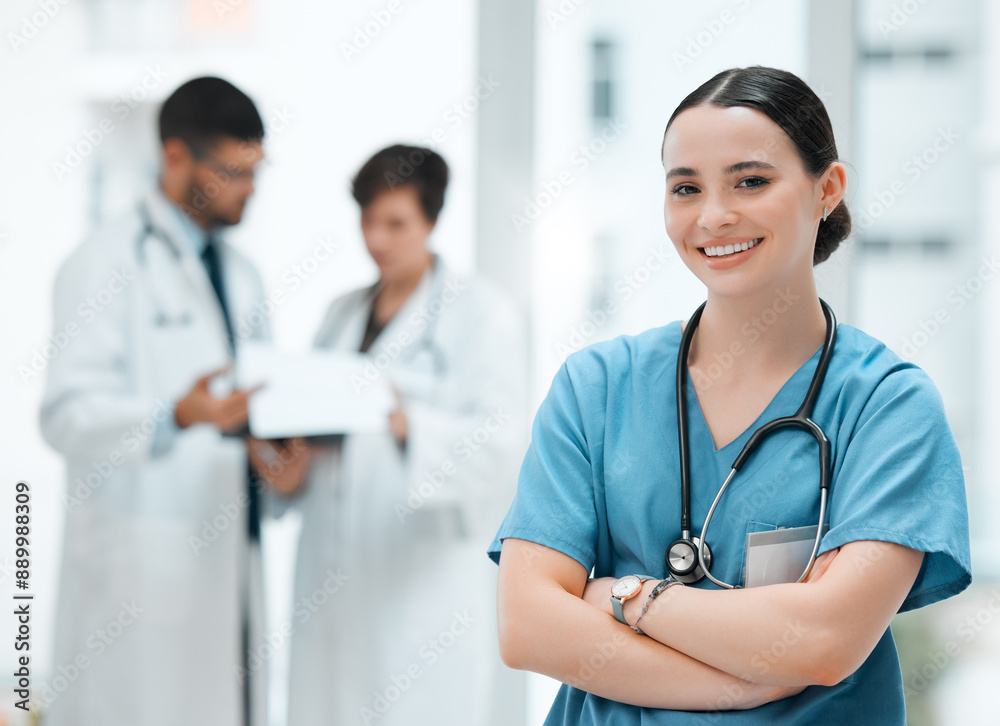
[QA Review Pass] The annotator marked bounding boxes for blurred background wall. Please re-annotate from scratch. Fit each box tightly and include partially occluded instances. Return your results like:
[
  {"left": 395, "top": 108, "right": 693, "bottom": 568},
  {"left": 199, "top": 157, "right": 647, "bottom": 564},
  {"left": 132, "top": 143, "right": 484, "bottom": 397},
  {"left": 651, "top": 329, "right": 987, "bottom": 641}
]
[{"left": 1, "top": 0, "right": 998, "bottom": 723}]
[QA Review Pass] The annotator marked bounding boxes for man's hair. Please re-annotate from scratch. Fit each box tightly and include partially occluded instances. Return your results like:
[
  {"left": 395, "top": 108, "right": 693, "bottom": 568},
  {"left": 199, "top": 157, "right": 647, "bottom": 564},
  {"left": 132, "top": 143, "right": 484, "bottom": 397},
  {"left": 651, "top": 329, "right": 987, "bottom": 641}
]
[{"left": 158, "top": 77, "right": 264, "bottom": 152}]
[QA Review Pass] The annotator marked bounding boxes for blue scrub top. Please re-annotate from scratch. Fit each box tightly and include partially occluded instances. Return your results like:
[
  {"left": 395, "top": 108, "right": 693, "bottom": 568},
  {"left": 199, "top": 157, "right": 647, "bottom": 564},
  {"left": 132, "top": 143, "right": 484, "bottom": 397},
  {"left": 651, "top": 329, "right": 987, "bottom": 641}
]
[{"left": 488, "top": 322, "right": 972, "bottom": 725}]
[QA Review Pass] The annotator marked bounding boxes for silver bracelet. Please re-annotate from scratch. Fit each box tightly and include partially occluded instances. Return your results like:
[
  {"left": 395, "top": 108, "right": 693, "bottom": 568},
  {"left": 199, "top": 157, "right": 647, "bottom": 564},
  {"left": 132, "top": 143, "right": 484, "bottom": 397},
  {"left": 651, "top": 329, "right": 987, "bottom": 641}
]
[{"left": 632, "top": 577, "right": 683, "bottom": 635}]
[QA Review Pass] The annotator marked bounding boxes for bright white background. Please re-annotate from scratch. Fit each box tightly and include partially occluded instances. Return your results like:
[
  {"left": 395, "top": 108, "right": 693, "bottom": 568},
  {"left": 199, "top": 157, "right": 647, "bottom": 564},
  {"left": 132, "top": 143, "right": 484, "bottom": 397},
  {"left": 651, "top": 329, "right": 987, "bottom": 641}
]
[{"left": 1, "top": 1, "right": 998, "bottom": 724}]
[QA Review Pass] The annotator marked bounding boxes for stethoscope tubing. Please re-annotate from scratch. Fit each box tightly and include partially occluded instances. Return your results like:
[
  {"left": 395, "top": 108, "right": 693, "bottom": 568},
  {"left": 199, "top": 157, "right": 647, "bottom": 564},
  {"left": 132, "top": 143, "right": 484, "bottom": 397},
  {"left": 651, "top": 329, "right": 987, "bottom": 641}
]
[
  {"left": 676, "top": 299, "right": 838, "bottom": 589},
  {"left": 324, "top": 268, "right": 449, "bottom": 375},
  {"left": 135, "top": 201, "right": 200, "bottom": 327}
]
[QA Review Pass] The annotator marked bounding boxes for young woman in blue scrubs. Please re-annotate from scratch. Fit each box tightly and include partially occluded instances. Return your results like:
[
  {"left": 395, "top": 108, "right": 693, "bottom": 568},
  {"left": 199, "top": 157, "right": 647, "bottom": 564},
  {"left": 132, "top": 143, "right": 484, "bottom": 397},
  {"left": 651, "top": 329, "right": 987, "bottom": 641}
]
[{"left": 489, "top": 66, "right": 971, "bottom": 723}]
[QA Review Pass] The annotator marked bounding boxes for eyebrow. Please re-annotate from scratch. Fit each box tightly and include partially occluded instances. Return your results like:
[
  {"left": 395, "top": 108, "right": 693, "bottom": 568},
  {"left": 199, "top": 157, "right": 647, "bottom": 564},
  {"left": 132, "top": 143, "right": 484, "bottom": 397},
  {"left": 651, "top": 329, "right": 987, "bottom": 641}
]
[{"left": 665, "top": 160, "right": 777, "bottom": 180}]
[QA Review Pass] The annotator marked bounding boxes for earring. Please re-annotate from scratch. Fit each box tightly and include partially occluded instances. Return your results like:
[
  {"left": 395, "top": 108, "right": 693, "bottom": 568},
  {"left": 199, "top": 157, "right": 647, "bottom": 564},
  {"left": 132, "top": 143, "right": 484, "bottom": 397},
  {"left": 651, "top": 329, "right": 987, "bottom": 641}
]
[{"left": 822, "top": 206, "right": 829, "bottom": 222}]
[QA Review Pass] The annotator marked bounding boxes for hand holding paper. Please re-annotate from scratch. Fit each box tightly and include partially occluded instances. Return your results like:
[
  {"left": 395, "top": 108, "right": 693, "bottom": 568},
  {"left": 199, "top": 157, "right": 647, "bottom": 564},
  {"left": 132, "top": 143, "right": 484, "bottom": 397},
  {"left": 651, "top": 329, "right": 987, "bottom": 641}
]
[
  {"left": 248, "top": 437, "right": 311, "bottom": 496},
  {"left": 236, "top": 342, "right": 395, "bottom": 438}
]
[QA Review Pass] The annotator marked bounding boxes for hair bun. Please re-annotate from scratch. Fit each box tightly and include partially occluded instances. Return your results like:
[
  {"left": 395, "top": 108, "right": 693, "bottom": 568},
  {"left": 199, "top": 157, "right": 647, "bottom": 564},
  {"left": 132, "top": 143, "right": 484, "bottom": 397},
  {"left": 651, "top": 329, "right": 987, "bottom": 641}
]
[{"left": 815, "top": 203, "right": 851, "bottom": 264}]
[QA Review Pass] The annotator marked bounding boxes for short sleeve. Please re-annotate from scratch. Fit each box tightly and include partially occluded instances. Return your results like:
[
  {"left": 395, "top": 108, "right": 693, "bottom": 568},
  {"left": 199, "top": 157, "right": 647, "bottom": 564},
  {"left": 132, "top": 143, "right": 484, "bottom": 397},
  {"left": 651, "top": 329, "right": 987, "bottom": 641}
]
[
  {"left": 487, "top": 362, "right": 600, "bottom": 571},
  {"left": 822, "top": 367, "right": 972, "bottom": 612}
]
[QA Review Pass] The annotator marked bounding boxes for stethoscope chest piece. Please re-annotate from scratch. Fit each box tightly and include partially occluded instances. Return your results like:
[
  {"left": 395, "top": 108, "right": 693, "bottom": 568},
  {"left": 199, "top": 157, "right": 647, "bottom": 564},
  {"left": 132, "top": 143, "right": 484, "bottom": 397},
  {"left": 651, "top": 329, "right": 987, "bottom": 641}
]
[{"left": 666, "top": 536, "right": 712, "bottom": 584}]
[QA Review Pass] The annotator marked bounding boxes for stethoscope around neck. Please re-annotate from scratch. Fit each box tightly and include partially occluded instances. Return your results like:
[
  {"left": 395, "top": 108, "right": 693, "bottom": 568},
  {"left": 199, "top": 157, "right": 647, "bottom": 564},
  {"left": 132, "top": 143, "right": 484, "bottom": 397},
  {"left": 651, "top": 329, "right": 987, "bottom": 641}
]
[
  {"left": 136, "top": 200, "right": 196, "bottom": 327},
  {"left": 320, "top": 263, "right": 450, "bottom": 376},
  {"left": 665, "top": 299, "right": 838, "bottom": 589}
]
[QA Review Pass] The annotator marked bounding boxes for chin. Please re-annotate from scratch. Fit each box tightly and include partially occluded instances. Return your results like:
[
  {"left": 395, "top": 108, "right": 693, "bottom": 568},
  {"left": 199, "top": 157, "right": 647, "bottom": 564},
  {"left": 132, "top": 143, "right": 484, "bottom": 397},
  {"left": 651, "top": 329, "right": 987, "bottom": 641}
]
[
  {"left": 711, "top": 277, "right": 787, "bottom": 304},
  {"left": 212, "top": 212, "right": 242, "bottom": 228}
]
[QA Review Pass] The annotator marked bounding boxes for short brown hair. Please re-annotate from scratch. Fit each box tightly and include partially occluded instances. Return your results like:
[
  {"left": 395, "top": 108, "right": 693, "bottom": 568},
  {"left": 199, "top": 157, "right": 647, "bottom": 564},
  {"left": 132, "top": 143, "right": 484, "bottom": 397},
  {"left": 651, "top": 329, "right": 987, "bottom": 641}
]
[{"left": 351, "top": 144, "right": 449, "bottom": 223}]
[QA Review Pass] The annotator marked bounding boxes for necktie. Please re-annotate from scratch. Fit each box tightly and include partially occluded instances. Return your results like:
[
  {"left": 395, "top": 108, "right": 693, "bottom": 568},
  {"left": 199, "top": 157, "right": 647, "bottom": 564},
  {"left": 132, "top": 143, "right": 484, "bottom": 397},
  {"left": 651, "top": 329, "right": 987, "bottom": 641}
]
[
  {"left": 201, "top": 236, "right": 260, "bottom": 726},
  {"left": 200, "top": 237, "right": 260, "bottom": 542},
  {"left": 200, "top": 237, "right": 234, "bottom": 350}
]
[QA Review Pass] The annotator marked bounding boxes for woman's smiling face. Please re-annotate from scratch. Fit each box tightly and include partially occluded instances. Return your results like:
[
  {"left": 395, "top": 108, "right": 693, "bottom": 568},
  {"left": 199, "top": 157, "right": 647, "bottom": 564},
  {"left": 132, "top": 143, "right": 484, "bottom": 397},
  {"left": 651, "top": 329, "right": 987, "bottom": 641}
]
[{"left": 662, "top": 104, "right": 831, "bottom": 300}]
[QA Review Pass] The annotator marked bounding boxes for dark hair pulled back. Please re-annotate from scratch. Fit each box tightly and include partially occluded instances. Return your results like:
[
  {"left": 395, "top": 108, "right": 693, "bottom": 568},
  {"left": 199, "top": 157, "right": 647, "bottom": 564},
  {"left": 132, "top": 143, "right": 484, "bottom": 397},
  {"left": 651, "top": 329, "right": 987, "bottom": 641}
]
[{"left": 664, "top": 66, "right": 849, "bottom": 265}]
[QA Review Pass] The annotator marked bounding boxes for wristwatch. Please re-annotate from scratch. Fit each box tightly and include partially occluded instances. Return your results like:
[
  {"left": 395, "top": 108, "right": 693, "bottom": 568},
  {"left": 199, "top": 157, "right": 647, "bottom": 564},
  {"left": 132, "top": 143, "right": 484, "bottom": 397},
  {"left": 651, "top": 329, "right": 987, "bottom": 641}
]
[{"left": 610, "top": 575, "right": 650, "bottom": 626}]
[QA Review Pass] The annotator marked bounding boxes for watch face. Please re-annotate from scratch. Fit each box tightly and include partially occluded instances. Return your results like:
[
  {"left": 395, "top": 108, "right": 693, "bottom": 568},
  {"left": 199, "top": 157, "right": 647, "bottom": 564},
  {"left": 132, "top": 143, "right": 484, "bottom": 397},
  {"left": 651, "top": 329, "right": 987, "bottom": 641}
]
[{"left": 611, "top": 575, "right": 641, "bottom": 598}]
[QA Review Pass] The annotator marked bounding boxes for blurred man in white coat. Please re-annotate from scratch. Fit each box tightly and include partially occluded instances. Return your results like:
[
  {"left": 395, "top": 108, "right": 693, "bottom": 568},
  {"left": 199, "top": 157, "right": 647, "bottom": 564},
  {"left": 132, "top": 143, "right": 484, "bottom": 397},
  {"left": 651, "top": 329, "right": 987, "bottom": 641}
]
[
  {"left": 250, "top": 145, "right": 528, "bottom": 725},
  {"left": 40, "top": 77, "right": 270, "bottom": 726}
]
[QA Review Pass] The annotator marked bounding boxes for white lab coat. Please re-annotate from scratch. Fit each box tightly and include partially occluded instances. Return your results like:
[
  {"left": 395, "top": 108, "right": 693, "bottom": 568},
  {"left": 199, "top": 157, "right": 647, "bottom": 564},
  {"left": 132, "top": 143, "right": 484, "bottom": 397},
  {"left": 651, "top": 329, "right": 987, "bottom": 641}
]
[
  {"left": 284, "top": 256, "right": 528, "bottom": 725},
  {"left": 39, "top": 189, "right": 269, "bottom": 726}
]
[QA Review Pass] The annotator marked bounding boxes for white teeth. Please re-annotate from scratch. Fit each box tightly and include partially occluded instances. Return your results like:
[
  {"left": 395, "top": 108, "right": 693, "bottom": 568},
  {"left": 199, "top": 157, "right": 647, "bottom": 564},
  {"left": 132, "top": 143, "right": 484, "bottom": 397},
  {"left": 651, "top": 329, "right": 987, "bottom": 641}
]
[{"left": 702, "top": 238, "right": 760, "bottom": 258}]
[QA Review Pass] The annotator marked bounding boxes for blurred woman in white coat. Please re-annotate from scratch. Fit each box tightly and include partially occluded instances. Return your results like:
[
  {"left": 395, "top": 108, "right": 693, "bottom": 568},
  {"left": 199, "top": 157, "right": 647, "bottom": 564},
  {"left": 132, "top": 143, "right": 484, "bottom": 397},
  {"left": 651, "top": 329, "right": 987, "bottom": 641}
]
[{"left": 251, "top": 145, "right": 528, "bottom": 725}]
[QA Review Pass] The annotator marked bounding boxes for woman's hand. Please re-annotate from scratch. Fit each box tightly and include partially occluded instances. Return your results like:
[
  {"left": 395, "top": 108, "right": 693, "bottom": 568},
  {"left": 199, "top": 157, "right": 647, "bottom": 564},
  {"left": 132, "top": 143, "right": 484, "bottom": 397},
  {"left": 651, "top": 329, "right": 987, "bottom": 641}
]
[
  {"left": 804, "top": 548, "right": 839, "bottom": 584},
  {"left": 248, "top": 436, "right": 312, "bottom": 496},
  {"left": 388, "top": 387, "right": 407, "bottom": 445},
  {"left": 389, "top": 409, "right": 407, "bottom": 444}
]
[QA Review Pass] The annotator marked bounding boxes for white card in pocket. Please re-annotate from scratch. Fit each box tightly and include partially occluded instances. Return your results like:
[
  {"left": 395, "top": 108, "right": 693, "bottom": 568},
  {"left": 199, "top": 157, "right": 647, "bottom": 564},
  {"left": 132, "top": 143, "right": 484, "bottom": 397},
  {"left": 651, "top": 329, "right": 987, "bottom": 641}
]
[{"left": 743, "top": 524, "right": 829, "bottom": 588}]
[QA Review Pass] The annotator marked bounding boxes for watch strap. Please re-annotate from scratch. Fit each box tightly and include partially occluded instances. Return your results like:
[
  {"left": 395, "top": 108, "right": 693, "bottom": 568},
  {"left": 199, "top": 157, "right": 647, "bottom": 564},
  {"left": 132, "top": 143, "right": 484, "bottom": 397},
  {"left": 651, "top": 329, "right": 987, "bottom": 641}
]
[{"left": 611, "top": 593, "right": 628, "bottom": 624}]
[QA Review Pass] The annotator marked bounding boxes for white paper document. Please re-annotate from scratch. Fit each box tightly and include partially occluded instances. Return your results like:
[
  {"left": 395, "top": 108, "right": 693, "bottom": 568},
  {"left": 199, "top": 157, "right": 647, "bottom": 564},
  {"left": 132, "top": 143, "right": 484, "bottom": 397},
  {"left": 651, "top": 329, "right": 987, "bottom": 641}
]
[{"left": 236, "top": 342, "right": 395, "bottom": 438}]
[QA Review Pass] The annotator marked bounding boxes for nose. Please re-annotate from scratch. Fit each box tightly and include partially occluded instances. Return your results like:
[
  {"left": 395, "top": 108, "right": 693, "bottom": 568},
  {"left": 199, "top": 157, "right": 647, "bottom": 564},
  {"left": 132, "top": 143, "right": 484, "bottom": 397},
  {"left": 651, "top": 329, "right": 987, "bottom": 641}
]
[
  {"left": 364, "top": 224, "right": 388, "bottom": 251},
  {"left": 697, "top": 190, "right": 737, "bottom": 233}
]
